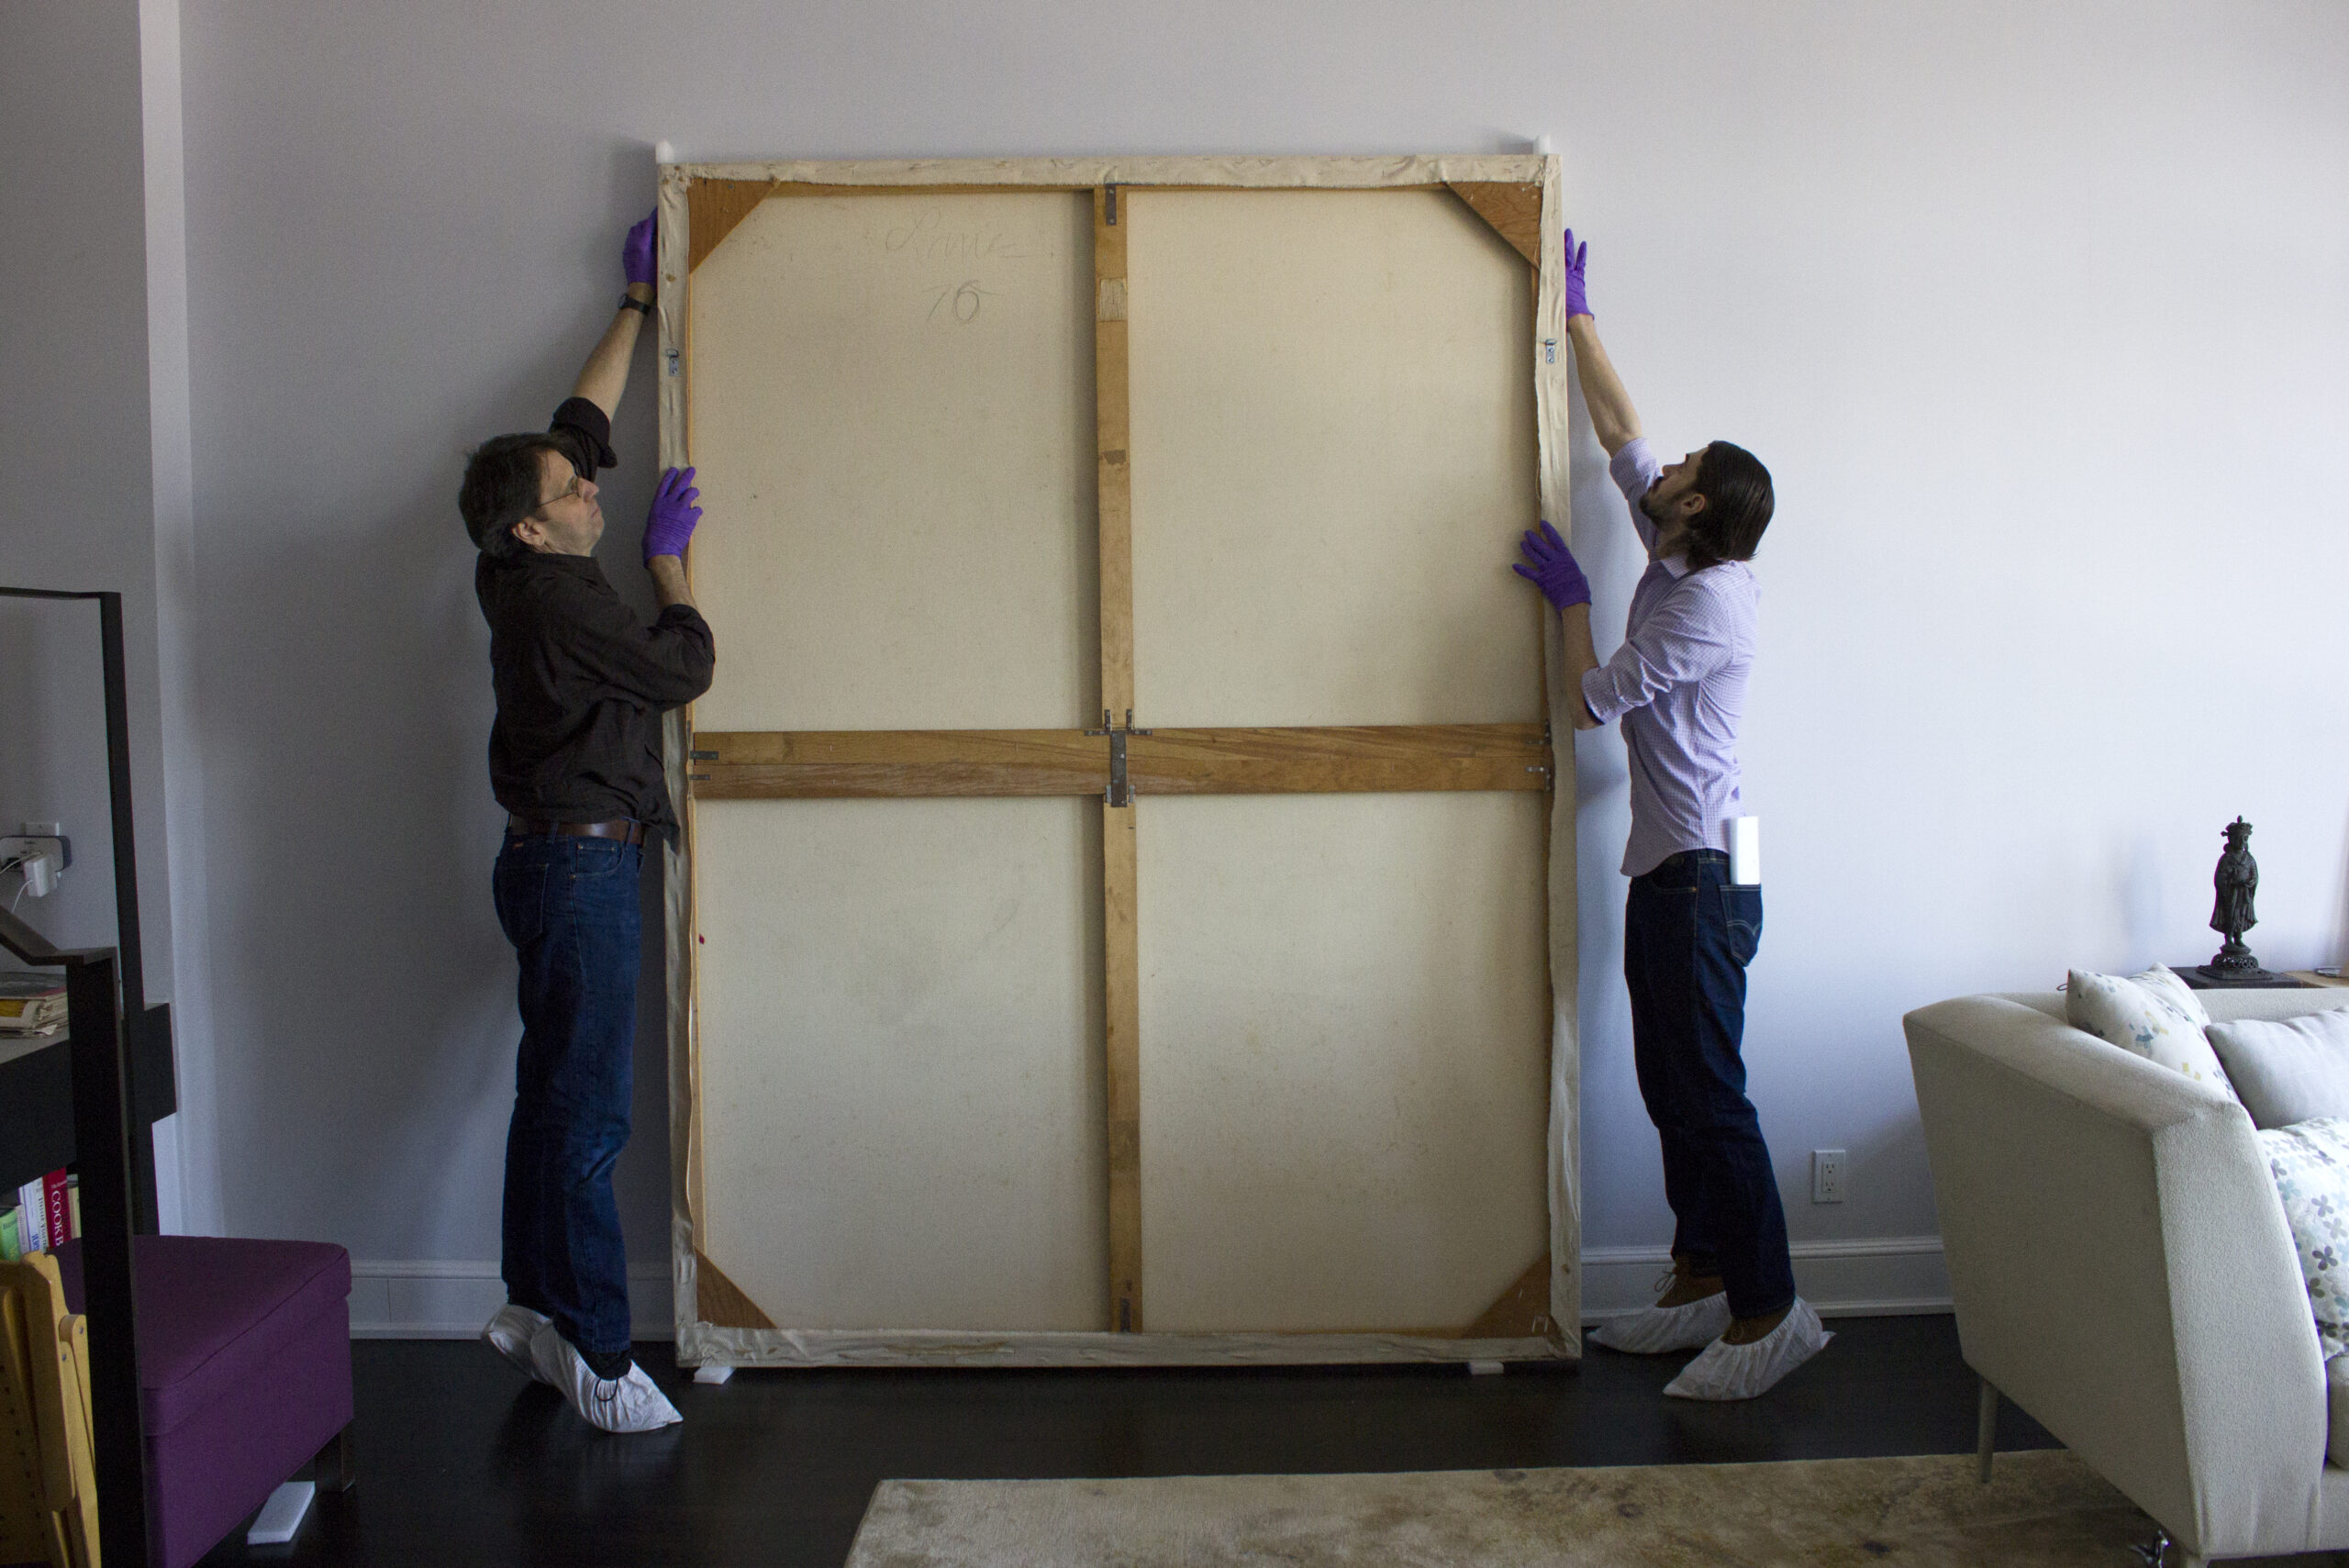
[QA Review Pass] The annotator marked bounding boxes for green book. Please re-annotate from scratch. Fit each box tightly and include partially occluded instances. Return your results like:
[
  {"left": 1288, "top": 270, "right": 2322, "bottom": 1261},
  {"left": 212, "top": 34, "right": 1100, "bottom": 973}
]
[{"left": 0, "top": 1206, "right": 20, "bottom": 1262}]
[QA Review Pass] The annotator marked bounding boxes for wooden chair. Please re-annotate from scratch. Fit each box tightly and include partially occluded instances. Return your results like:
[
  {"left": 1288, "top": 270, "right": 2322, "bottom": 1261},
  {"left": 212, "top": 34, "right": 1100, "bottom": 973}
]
[{"left": 0, "top": 1252, "right": 100, "bottom": 1568}]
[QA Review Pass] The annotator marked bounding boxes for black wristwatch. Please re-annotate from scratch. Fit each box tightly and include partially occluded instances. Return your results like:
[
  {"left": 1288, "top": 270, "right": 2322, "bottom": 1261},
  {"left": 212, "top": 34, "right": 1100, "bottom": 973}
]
[{"left": 620, "top": 294, "right": 653, "bottom": 317}]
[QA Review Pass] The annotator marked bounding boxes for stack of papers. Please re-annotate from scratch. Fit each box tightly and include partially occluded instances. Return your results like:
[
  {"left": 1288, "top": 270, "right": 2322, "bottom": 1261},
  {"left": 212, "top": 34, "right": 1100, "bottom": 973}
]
[{"left": 0, "top": 972, "right": 67, "bottom": 1036}]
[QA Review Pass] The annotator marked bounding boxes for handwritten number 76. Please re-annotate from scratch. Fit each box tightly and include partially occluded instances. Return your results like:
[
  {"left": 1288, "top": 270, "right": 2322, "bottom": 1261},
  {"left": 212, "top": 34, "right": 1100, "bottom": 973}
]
[{"left": 926, "top": 281, "right": 993, "bottom": 324}]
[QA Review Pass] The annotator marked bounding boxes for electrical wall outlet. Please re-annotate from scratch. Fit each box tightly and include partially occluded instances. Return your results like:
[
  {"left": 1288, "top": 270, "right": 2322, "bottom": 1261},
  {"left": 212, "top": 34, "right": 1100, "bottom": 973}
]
[
  {"left": 11, "top": 826, "right": 69, "bottom": 869},
  {"left": 0, "top": 833, "right": 70, "bottom": 898},
  {"left": 1812, "top": 1149, "right": 1847, "bottom": 1204}
]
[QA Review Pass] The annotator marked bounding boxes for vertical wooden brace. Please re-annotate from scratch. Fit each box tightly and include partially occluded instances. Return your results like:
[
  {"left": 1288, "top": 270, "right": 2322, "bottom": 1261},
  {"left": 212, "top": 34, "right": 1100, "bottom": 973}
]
[
  {"left": 1095, "top": 189, "right": 1135, "bottom": 720},
  {"left": 1102, "top": 802, "right": 1141, "bottom": 1330},
  {"left": 1095, "top": 186, "right": 1143, "bottom": 1331}
]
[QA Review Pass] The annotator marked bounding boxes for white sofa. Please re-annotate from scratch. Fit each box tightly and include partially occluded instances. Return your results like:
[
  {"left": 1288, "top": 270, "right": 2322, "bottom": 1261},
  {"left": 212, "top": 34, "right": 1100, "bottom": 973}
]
[{"left": 1906, "top": 985, "right": 2349, "bottom": 1567}]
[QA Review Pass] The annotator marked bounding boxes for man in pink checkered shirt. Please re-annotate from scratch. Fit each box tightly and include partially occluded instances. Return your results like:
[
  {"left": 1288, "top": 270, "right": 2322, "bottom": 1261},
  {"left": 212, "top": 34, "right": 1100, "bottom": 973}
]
[{"left": 1515, "top": 229, "right": 1828, "bottom": 1402}]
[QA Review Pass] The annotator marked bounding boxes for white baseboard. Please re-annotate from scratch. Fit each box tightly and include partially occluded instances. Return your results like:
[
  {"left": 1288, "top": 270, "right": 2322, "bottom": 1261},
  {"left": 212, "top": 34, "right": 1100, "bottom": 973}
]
[
  {"left": 348, "top": 1261, "right": 674, "bottom": 1340},
  {"left": 1580, "top": 1236, "right": 1950, "bottom": 1321},
  {"left": 350, "top": 1239, "right": 1950, "bottom": 1339}
]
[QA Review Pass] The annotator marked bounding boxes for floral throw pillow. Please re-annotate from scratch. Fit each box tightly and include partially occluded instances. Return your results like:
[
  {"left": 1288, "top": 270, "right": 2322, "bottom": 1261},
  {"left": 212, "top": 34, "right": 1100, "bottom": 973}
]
[
  {"left": 2065, "top": 964, "right": 2239, "bottom": 1103},
  {"left": 2259, "top": 1118, "right": 2349, "bottom": 1362}
]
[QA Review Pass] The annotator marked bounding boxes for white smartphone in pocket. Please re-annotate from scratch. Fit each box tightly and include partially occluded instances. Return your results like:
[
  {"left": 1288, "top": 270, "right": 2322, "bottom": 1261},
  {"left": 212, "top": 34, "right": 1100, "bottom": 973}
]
[{"left": 1729, "top": 816, "right": 1761, "bottom": 886}]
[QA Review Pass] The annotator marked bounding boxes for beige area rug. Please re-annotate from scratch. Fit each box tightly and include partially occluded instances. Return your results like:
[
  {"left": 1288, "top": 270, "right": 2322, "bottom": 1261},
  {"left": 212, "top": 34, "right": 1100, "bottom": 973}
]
[{"left": 846, "top": 1449, "right": 2349, "bottom": 1567}]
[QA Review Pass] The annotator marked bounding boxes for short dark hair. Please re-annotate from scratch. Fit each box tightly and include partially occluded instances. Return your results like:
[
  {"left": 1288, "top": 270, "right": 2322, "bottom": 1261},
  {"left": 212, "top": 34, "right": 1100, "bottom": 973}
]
[
  {"left": 459, "top": 434, "right": 564, "bottom": 557},
  {"left": 1686, "top": 441, "right": 1773, "bottom": 568}
]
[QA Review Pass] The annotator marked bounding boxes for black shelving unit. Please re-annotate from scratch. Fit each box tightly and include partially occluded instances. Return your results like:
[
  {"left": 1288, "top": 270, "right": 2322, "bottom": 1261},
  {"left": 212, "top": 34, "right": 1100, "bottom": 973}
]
[{"left": 1, "top": 584, "right": 170, "bottom": 1568}]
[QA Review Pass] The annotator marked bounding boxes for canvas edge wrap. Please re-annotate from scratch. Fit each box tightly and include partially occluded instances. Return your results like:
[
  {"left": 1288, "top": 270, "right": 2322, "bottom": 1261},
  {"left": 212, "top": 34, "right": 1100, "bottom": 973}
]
[
  {"left": 657, "top": 163, "right": 701, "bottom": 1344},
  {"left": 676, "top": 1321, "right": 1564, "bottom": 1369},
  {"left": 662, "top": 153, "right": 1579, "bottom": 1365},
  {"left": 1531, "top": 153, "right": 1585, "bottom": 1355},
  {"left": 672, "top": 154, "right": 1544, "bottom": 191}
]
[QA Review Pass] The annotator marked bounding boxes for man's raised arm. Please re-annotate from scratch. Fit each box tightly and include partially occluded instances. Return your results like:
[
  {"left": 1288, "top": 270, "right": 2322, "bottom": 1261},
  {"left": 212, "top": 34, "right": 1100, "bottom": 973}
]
[
  {"left": 573, "top": 213, "right": 658, "bottom": 419},
  {"left": 1562, "top": 230, "right": 1642, "bottom": 459}
]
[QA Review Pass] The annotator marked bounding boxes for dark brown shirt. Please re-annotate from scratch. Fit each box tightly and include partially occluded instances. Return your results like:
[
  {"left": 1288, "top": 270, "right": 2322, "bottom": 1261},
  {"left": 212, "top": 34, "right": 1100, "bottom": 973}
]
[{"left": 475, "top": 399, "right": 715, "bottom": 829}]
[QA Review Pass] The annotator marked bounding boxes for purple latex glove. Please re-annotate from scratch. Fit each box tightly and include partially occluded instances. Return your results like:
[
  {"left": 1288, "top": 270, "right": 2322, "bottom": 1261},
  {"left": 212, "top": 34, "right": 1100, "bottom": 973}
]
[
  {"left": 1514, "top": 519, "right": 1591, "bottom": 610},
  {"left": 1562, "top": 228, "right": 1591, "bottom": 320},
  {"left": 643, "top": 465, "right": 700, "bottom": 562},
  {"left": 623, "top": 210, "right": 657, "bottom": 288}
]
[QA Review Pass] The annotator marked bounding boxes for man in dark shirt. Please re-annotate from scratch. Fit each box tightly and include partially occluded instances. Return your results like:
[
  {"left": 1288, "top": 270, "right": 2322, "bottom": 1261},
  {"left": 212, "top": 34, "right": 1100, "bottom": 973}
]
[{"left": 455, "top": 215, "right": 715, "bottom": 1432}]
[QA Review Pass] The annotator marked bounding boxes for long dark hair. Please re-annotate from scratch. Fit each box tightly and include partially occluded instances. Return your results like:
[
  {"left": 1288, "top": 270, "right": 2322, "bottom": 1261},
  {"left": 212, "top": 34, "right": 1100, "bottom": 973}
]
[{"left": 1685, "top": 441, "right": 1773, "bottom": 568}]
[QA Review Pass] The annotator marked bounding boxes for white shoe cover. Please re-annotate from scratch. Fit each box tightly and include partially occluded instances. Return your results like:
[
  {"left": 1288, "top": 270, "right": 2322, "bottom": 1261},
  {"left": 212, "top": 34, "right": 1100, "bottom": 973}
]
[
  {"left": 484, "top": 1304, "right": 553, "bottom": 1384},
  {"left": 1588, "top": 1291, "right": 1733, "bottom": 1354},
  {"left": 529, "top": 1323, "right": 684, "bottom": 1433},
  {"left": 1663, "top": 1298, "right": 1833, "bottom": 1401}
]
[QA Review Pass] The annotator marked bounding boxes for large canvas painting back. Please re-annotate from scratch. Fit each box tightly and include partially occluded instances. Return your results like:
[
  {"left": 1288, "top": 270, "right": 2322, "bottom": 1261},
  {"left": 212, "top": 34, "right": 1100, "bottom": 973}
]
[{"left": 660, "top": 157, "right": 1581, "bottom": 1366}]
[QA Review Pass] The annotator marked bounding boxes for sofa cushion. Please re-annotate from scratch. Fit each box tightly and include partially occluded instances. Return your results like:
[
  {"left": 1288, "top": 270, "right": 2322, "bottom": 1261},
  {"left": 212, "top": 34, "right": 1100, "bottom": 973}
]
[
  {"left": 53, "top": 1235, "right": 352, "bottom": 1437},
  {"left": 2065, "top": 964, "right": 2239, "bottom": 1103},
  {"left": 2257, "top": 1119, "right": 2349, "bottom": 1371},
  {"left": 2210, "top": 1007, "right": 2349, "bottom": 1129}
]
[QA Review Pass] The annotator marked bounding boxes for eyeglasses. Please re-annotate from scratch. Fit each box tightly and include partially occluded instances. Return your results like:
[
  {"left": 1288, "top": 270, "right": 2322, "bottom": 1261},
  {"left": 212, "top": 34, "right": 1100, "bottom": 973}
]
[{"left": 532, "top": 473, "right": 586, "bottom": 515}]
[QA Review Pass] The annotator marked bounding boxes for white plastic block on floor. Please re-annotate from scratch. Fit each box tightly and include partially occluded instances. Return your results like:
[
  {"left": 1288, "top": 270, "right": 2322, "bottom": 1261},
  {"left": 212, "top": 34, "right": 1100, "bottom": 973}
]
[
  {"left": 694, "top": 1363, "right": 736, "bottom": 1385},
  {"left": 247, "top": 1479, "right": 316, "bottom": 1545}
]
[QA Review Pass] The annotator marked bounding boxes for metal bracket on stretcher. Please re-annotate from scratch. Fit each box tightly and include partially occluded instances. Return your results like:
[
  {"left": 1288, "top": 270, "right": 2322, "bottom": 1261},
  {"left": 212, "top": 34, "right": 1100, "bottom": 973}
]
[{"left": 1085, "top": 709, "right": 1154, "bottom": 807}]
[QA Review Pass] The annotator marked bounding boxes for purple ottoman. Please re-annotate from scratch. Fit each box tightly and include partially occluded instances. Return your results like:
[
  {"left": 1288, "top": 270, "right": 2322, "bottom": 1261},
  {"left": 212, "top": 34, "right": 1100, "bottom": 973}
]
[{"left": 56, "top": 1236, "right": 354, "bottom": 1568}]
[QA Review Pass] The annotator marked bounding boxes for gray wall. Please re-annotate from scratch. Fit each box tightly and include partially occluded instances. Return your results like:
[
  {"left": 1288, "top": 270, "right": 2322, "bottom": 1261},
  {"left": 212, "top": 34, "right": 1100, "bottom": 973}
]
[
  {"left": 0, "top": 0, "right": 150, "bottom": 951},
  {"left": 0, "top": 0, "right": 193, "bottom": 1187},
  {"left": 9, "top": 0, "right": 2347, "bottom": 1327}
]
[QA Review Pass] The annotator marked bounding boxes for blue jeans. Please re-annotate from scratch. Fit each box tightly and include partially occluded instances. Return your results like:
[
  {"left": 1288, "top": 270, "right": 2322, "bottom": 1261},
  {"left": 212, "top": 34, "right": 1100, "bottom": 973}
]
[
  {"left": 1623, "top": 849, "right": 1794, "bottom": 1320},
  {"left": 493, "top": 832, "right": 641, "bottom": 1358}
]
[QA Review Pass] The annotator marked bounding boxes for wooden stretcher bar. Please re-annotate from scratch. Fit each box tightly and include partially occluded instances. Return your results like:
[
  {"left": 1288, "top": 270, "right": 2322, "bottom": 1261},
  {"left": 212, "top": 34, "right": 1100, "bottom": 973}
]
[
  {"left": 1095, "top": 182, "right": 1148, "bottom": 1333},
  {"left": 687, "top": 723, "right": 1552, "bottom": 798}
]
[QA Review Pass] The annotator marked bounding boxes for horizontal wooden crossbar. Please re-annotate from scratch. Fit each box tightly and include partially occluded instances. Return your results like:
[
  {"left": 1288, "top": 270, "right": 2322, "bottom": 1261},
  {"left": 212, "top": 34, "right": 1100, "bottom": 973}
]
[
  {"left": 1132, "top": 725, "right": 1549, "bottom": 794},
  {"left": 689, "top": 724, "right": 1550, "bottom": 799},
  {"left": 689, "top": 729, "right": 1101, "bottom": 797}
]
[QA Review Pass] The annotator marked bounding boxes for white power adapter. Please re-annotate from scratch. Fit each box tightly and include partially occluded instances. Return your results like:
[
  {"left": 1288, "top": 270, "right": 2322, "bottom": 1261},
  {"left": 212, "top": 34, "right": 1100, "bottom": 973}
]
[{"left": 1, "top": 829, "right": 70, "bottom": 898}]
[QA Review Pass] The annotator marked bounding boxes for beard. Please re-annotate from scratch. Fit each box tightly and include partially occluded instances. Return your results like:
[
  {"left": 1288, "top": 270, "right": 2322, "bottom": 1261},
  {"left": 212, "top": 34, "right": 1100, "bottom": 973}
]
[{"left": 1639, "top": 484, "right": 1695, "bottom": 556}]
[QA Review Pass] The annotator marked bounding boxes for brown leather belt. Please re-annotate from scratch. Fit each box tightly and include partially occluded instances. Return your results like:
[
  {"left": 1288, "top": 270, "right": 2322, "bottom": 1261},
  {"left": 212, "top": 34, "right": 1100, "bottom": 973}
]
[{"left": 505, "top": 817, "right": 649, "bottom": 846}]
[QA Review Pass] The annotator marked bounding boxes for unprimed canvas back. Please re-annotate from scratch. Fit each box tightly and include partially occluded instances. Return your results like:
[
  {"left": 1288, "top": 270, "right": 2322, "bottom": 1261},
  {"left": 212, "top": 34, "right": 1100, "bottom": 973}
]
[
  {"left": 1125, "top": 190, "right": 1547, "bottom": 1330},
  {"left": 674, "top": 172, "right": 1559, "bottom": 1345},
  {"left": 687, "top": 190, "right": 1108, "bottom": 1329}
]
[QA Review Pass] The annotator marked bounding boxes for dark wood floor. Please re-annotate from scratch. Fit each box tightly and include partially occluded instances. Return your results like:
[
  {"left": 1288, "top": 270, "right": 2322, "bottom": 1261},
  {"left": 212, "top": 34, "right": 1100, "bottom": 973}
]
[{"left": 197, "top": 1317, "right": 2056, "bottom": 1568}]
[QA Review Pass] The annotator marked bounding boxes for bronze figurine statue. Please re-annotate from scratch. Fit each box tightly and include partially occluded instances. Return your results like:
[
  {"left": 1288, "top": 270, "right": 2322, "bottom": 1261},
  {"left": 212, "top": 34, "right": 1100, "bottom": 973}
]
[
  {"left": 2210, "top": 819, "right": 2258, "bottom": 962},
  {"left": 2199, "top": 817, "right": 2280, "bottom": 984}
]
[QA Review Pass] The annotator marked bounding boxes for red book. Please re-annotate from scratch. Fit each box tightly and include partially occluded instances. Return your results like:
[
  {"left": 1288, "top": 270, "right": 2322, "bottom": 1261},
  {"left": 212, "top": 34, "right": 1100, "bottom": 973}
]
[{"left": 43, "top": 1169, "right": 71, "bottom": 1247}]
